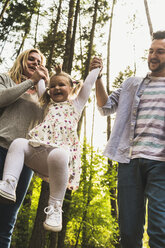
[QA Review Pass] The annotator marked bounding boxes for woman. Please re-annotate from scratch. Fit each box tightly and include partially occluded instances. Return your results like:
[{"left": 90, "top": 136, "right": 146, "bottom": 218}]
[{"left": 0, "top": 48, "right": 48, "bottom": 248}]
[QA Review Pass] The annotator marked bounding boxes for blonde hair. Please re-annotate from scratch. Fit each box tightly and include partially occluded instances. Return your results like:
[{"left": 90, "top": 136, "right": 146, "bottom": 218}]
[
  {"left": 8, "top": 48, "right": 46, "bottom": 84},
  {"left": 40, "top": 64, "right": 83, "bottom": 106}
]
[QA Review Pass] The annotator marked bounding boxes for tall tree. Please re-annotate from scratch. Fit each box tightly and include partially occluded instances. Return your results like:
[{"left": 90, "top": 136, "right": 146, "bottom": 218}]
[
  {"left": 28, "top": 181, "right": 49, "bottom": 248},
  {"left": 0, "top": 0, "right": 10, "bottom": 21},
  {"left": 68, "top": 0, "right": 80, "bottom": 73},
  {"left": 81, "top": 111, "right": 88, "bottom": 247},
  {"left": 63, "top": 0, "right": 75, "bottom": 72},
  {"left": 143, "top": 0, "right": 153, "bottom": 38},
  {"left": 46, "top": 0, "right": 63, "bottom": 71},
  {"left": 84, "top": 0, "right": 99, "bottom": 78},
  {"left": 38, "top": 4, "right": 66, "bottom": 72},
  {"left": 16, "top": 13, "right": 33, "bottom": 56},
  {"left": 81, "top": 95, "right": 96, "bottom": 247},
  {"left": 106, "top": 0, "right": 117, "bottom": 217},
  {"left": 34, "top": 8, "right": 40, "bottom": 47},
  {"left": 106, "top": 1, "right": 120, "bottom": 246},
  {"left": 12, "top": 180, "right": 34, "bottom": 248},
  {"left": 0, "top": 0, "right": 40, "bottom": 58},
  {"left": 77, "top": 0, "right": 99, "bottom": 136},
  {"left": 58, "top": 0, "right": 78, "bottom": 245}
]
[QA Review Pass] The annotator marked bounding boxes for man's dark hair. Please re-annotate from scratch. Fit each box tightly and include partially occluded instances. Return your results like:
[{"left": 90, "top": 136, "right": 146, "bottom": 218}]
[{"left": 152, "top": 30, "right": 165, "bottom": 40}]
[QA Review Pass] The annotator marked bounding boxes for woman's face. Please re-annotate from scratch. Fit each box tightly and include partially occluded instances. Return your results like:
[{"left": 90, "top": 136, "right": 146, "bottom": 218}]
[{"left": 23, "top": 52, "right": 42, "bottom": 78}]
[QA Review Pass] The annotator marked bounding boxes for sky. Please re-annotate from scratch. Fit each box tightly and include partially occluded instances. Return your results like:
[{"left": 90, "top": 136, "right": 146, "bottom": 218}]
[
  {"left": 108, "top": 0, "right": 165, "bottom": 79},
  {"left": 0, "top": 0, "right": 165, "bottom": 153}
]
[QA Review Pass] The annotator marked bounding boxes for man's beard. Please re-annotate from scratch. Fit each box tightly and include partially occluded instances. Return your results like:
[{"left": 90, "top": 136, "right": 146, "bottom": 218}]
[{"left": 148, "top": 60, "right": 165, "bottom": 72}]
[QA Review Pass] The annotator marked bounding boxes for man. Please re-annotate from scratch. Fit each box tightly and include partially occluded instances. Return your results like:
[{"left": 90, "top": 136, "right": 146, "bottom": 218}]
[{"left": 92, "top": 30, "right": 165, "bottom": 248}]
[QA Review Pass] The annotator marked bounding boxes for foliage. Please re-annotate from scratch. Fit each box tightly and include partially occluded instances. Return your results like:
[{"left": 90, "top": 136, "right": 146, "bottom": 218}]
[
  {"left": 11, "top": 144, "right": 119, "bottom": 248},
  {"left": 64, "top": 143, "right": 119, "bottom": 247},
  {"left": 0, "top": 0, "right": 40, "bottom": 41},
  {"left": 0, "top": 0, "right": 41, "bottom": 64},
  {"left": 112, "top": 66, "right": 134, "bottom": 89},
  {"left": 11, "top": 175, "right": 42, "bottom": 248}
]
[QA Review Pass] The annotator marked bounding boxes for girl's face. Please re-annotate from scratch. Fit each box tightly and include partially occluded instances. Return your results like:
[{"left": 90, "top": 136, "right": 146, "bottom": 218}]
[
  {"left": 49, "top": 75, "right": 72, "bottom": 102},
  {"left": 23, "top": 52, "right": 41, "bottom": 78}
]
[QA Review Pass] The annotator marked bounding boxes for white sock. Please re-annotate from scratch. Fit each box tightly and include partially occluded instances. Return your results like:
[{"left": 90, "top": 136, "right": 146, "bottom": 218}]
[
  {"left": 48, "top": 195, "right": 63, "bottom": 207},
  {"left": 3, "top": 174, "right": 18, "bottom": 187}
]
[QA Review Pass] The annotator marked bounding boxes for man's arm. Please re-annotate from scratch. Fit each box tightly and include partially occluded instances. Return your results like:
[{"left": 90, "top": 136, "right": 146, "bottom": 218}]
[{"left": 95, "top": 77, "right": 108, "bottom": 107}]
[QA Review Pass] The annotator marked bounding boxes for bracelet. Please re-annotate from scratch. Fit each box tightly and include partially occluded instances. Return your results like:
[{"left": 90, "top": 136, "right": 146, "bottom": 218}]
[{"left": 97, "top": 73, "right": 102, "bottom": 79}]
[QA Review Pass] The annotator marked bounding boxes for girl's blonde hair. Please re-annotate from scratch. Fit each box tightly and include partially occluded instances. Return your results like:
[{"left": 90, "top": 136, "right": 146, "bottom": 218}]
[
  {"left": 40, "top": 64, "right": 83, "bottom": 106},
  {"left": 8, "top": 48, "right": 46, "bottom": 84}
]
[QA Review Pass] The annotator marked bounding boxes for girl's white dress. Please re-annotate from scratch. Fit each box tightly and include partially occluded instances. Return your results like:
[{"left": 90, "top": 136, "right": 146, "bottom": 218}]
[{"left": 28, "top": 68, "right": 100, "bottom": 190}]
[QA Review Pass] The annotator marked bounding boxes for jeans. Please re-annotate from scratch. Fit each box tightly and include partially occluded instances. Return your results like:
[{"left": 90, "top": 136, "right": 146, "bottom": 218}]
[
  {"left": 0, "top": 146, "right": 33, "bottom": 248},
  {"left": 118, "top": 158, "right": 165, "bottom": 248}
]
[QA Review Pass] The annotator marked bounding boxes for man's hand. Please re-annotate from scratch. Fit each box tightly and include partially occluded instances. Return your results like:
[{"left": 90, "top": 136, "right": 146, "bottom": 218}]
[{"left": 90, "top": 57, "right": 103, "bottom": 76}]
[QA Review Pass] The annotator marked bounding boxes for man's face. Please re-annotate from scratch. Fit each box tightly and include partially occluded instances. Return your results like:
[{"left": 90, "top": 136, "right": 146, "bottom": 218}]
[{"left": 148, "top": 39, "right": 165, "bottom": 76}]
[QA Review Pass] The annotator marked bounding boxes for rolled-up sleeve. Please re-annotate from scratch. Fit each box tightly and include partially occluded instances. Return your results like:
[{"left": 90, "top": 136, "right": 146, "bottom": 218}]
[{"left": 97, "top": 87, "right": 121, "bottom": 116}]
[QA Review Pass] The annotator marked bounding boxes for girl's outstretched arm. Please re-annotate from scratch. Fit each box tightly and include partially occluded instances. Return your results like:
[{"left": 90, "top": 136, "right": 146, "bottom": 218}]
[
  {"left": 73, "top": 67, "right": 100, "bottom": 113},
  {"left": 90, "top": 56, "right": 107, "bottom": 107}
]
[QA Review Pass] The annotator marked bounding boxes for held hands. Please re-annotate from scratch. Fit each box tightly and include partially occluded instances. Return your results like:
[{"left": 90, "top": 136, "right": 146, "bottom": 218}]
[
  {"left": 90, "top": 57, "right": 103, "bottom": 79},
  {"left": 30, "top": 65, "right": 49, "bottom": 85}
]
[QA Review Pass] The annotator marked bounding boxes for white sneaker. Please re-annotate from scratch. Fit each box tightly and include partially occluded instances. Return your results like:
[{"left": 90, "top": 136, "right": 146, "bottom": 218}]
[
  {"left": 0, "top": 179, "right": 16, "bottom": 204},
  {"left": 43, "top": 202, "right": 63, "bottom": 232}
]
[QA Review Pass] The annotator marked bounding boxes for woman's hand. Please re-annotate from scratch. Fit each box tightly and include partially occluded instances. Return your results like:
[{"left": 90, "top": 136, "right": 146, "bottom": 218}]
[{"left": 30, "top": 65, "right": 49, "bottom": 85}]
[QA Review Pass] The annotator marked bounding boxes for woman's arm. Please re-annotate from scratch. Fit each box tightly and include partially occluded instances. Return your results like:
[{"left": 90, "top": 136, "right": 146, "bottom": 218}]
[
  {"left": 0, "top": 66, "right": 49, "bottom": 108},
  {"left": 0, "top": 74, "right": 35, "bottom": 108}
]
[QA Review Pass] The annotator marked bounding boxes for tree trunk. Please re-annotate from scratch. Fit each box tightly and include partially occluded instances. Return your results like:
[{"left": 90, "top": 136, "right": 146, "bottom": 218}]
[
  {"left": 82, "top": 96, "right": 95, "bottom": 247},
  {"left": 16, "top": 29, "right": 29, "bottom": 56},
  {"left": 63, "top": 0, "right": 75, "bottom": 73},
  {"left": 77, "top": 0, "right": 99, "bottom": 135},
  {"left": 68, "top": 0, "right": 80, "bottom": 73},
  {"left": 16, "top": 13, "right": 33, "bottom": 56},
  {"left": 81, "top": 112, "right": 88, "bottom": 248},
  {"left": 106, "top": 1, "right": 120, "bottom": 247},
  {"left": 57, "top": 190, "right": 72, "bottom": 248},
  {"left": 84, "top": 0, "right": 99, "bottom": 79},
  {"left": 143, "top": 0, "right": 153, "bottom": 38},
  {"left": 49, "top": 232, "right": 58, "bottom": 248},
  {"left": 34, "top": 9, "right": 40, "bottom": 47},
  {"left": 28, "top": 181, "right": 49, "bottom": 248},
  {"left": 46, "top": 0, "right": 63, "bottom": 71},
  {"left": 12, "top": 178, "right": 34, "bottom": 248},
  {"left": 0, "top": 0, "right": 10, "bottom": 21}
]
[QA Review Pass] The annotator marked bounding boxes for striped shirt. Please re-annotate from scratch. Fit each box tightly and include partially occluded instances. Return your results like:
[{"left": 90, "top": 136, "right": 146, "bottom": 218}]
[{"left": 132, "top": 76, "right": 165, "bottom": 161}]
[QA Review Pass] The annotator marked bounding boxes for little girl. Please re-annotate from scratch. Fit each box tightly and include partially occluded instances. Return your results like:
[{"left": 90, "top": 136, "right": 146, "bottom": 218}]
[{"left": 0, "top": 65, "right": 100, "bottom": 232}]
